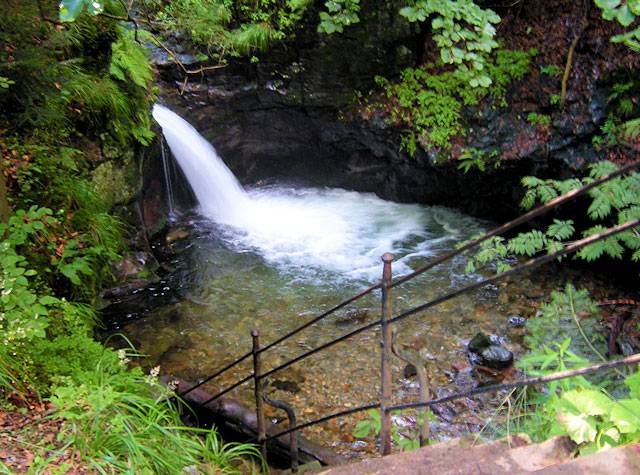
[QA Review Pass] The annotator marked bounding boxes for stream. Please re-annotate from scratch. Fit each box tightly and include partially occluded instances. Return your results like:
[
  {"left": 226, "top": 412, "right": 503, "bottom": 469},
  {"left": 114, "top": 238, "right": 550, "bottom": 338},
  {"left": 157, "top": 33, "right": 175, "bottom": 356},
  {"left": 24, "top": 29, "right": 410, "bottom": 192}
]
[{"left": 117, "top": 105, "right": 620, "bottom": 459}]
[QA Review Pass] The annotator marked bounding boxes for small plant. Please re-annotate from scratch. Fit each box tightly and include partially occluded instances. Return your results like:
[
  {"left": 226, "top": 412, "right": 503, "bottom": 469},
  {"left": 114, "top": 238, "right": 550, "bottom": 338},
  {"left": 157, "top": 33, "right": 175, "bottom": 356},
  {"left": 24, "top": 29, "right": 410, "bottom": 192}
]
[
  {"left": 353, "top": 408, "right": 433, "bottom": 452},
  {"left": 539, "top": 64, "right": 563, "bottom": 76},
  {"left": 457, "top": 147, "right": 491, "bottom": 173},
  {"left": 595, "top": 0, "right": 640, "bottom": 52},
  {"left": 318, "top": 0, "right": 360, "bottom": 33},
  {"left": 372, "top": 48, "right": 536, "bottom": 155},
  {"left": 399, "top": 0, "right": 501, "bottom": 87},
  {"left": 504, "top": 285, "right": 640, "bottom": 454},
  {"left": 527, "top": 112, "right": 552, "bottom": 127},
  {"left": 465, "top": 161, "right": 640, "bottom": 274},
  {"left": 0, "top": 76, "right": 14, "bottom": 89},
  {"left": 48, "top": 357, "right": 264, "bottom": 473}
]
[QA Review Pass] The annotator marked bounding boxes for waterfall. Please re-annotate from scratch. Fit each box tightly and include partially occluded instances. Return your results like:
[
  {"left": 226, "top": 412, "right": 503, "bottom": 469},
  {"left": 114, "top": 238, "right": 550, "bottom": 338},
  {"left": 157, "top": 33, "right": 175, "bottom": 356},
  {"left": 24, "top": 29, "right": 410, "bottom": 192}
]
[
  {"left": 152, "top": 104, "right": 485, "bottom": 279},
  {"left": 152, "top": 104, "right": 251, "bottom": 226},
  {"left": 159, "top": 136, "right": 176, "bottom": 216}
]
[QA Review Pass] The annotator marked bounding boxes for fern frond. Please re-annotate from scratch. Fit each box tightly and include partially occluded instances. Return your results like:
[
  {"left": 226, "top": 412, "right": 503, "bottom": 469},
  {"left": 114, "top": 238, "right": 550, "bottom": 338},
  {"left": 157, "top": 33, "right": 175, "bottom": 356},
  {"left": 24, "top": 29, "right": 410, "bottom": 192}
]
[
  {"left": 589, "top": 161, "right": 617, "bottom": 179},
  {"left": 110, "top": 30, "right": 152, "bottom": 88},
  {"left": 547, "top": 219, "right": 574, "bottom": 240},
  {"left": 225, "top": 23, "right": 276, "bottom": 54},
  {"left": 587, "top": 189, "right": 612, "bottom": 220},
  {"left": 506, "top": 230, "right": 547, "bottom": 256}
]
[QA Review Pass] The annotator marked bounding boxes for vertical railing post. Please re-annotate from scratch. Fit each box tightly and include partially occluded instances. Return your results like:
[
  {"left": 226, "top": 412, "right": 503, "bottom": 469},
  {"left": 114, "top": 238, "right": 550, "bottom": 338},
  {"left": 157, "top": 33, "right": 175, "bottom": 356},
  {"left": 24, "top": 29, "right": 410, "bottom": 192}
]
[
  {"left": 379, "top": 252, "right": 395, "bottom": 456},
  {"left": 252, "top": 330, "right": 267, "bottom": 460}
]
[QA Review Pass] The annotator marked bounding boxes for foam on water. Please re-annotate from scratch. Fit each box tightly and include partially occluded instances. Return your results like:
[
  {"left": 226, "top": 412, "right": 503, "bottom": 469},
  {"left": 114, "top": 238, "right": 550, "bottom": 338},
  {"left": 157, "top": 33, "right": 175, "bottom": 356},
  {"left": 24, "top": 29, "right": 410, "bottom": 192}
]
[{"left": 153, "top": 104, "right": 482, "bottom": 281}]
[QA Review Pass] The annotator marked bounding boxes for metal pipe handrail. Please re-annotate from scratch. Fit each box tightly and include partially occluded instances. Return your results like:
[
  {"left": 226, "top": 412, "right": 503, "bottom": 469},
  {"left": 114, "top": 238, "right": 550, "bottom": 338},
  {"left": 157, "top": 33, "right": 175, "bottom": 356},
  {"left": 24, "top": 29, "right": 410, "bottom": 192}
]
[
  {"left": 264, "top": 352, "right": 640, "bottom": 442},
  {"left": 187, "top": 160, "right": 640, "bottom": 397}
]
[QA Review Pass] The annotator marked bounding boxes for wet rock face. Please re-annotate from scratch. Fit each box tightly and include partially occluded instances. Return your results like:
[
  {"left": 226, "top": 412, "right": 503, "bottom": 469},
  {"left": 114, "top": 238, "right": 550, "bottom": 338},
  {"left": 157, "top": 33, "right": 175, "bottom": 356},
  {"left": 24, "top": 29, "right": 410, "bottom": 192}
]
[{"left": 153, "top": 1, "right": 636, "bottom": 222}]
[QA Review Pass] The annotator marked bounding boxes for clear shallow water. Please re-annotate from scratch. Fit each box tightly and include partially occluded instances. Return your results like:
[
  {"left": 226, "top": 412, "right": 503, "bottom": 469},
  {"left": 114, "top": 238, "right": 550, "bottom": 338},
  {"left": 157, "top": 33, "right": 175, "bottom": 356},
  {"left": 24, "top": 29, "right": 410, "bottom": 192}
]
[
  {"left": 122, "top": 200, "right": 616, "bottom": 459},
  {"left": 139, "top": 105, "right": 618, "bottom": 459}
]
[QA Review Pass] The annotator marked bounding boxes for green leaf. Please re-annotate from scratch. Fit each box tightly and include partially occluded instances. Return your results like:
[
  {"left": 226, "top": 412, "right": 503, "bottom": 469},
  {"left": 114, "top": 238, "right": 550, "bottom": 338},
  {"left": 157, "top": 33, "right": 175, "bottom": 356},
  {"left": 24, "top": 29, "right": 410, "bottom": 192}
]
[
  {"left": 595, "top": 0, "right": 622, "bottom": 8},
  {"left": 625, "top": 371, "right": 640, "bottom": 398},
  {"left": 610, "top": 400, "right": 640, "bottom": 434},
  {"left": 547, "top": 220, "right": 575, "bottom": 240},
  {"left": 563, "top": 389, "right": 612, "bottom": 416},
  {"left": 39, "top": 295, "right": 59, "bottom": 305},
  {"left": 556, "top": 410, "right": 598, "bottom": 444},
  {"left": 352, "top": 420, "right": 372, "bottom": 438},
  {"left": 616, "top": 4, "right": 636, "bottom": 27}
]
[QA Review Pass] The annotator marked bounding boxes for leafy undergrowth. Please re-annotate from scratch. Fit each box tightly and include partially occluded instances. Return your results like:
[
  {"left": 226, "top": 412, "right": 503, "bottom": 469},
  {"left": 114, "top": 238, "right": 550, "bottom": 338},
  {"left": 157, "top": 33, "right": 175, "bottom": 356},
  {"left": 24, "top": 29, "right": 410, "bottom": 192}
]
[
  {"left": 510, "top": 286, "right": 640, "bottom": 455},
  {"left": 0, "top": 4, "right": 263, "bottom": 473}
]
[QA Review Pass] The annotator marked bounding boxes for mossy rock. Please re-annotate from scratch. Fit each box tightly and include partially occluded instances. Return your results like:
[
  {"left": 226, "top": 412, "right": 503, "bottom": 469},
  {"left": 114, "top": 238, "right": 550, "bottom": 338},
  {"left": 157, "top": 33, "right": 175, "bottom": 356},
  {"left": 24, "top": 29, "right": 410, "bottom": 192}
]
[{"left": 92, "top": 156, "right": 138, "bottom": 209}]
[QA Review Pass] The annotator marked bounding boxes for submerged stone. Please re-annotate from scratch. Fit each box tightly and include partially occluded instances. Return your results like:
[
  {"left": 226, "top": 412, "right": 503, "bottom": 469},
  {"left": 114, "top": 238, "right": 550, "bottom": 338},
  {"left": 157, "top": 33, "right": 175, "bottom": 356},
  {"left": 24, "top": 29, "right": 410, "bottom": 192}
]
[
  {"left": 508, "top": 315, "right": 527, "bottom": 328},
  {"left": 480, "top": 345, "right": 514, "bottom": 369},
  {"left": 403, "top": 363, "right": 417, "bottom": 379},
  {"left": 468, "top": 332, "right": 492, "bottom": 354}
]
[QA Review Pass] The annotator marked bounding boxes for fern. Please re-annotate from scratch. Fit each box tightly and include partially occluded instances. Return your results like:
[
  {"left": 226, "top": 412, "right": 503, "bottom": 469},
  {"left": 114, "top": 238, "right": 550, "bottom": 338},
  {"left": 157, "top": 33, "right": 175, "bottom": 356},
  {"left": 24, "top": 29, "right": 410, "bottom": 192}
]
[
  {"left": 110, "top": 30, "right": 152, "bottom": 88},
  {"left": 507, "top": 230, "right": 547, "bottom": 256},
  {"left": 225, "top": 23, "right": 276, "bottom": 54},
  {"left": 468, "top": 161, "right": 640, "bottom": 273},
  {"left": 547, "top": 219, "right": 575, "bottom": 240}
]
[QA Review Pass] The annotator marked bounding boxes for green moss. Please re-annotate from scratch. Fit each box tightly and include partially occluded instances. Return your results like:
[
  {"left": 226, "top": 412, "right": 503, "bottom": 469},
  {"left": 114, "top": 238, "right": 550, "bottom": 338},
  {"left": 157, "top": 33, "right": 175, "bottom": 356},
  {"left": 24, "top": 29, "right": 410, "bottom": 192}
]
[
  {"left": 92, "top": 156, "right": 138, "bottom": 209},
  {"left": 372, "top": 48, "right": 538, "bottom": 156}
]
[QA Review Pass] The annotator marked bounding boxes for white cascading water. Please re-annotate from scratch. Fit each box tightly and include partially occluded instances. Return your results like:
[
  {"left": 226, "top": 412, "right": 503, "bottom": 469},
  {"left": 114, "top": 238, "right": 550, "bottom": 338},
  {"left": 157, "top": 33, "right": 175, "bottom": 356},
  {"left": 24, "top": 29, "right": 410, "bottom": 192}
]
[
  {"left": 152, "top": 104, "right": 481, "bottom": 279},
  {"left": 153, "top": 104, "right": 251, "bottom": 226}
]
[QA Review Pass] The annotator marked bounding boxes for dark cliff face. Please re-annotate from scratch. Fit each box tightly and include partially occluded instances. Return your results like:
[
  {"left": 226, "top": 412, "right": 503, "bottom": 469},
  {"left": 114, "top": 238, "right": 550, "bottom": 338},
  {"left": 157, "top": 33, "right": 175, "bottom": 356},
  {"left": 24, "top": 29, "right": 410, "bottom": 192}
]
[{"left": 152, "top": 0, "right": 638, "bottom": 222}]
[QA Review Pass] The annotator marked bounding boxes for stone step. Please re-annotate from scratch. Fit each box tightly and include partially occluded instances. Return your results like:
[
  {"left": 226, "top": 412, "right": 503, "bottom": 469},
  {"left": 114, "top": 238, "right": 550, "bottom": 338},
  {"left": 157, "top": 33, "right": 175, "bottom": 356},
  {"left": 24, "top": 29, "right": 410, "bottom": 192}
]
[
  {"left": 314, "top": 435, "right": 584, "bottom": 475},
  {"left": 533, "top": 443, "right": 640, "bottom": 474}
]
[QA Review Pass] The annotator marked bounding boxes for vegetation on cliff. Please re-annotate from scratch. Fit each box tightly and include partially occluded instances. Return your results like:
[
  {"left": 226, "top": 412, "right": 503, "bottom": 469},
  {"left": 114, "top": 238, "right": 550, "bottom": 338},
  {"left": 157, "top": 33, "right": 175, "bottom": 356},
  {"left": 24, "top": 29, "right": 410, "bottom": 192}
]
[{"left": 1, "top": 2, "right": 259, "bottom": 472}]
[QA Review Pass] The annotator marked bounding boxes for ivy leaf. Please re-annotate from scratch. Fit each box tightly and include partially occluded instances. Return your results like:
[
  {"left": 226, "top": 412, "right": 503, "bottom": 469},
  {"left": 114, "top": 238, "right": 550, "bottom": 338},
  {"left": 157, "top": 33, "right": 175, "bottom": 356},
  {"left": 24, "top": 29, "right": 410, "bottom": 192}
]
[{"left": 556, "top": 408, "right": 598, "bottom": 444}]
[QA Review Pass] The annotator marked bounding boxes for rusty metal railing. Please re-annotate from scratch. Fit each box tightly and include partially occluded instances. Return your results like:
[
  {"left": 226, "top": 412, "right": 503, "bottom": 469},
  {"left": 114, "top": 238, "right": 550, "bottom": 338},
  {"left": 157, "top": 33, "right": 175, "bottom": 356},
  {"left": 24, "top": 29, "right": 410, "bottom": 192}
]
[{"left": 177, "top": 160, "right": 640, "bottom": 472}]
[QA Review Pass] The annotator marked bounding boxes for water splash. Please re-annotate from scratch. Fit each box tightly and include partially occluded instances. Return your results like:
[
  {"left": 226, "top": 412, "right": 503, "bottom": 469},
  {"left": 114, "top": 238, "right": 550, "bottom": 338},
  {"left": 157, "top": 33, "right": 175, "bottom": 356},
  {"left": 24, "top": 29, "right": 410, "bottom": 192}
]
[
  {"left": 152, "top": 104, "right": 484, "bottom": 280},
  {"left": 160, "top": 136, "right": 176, "bottom": 216}
]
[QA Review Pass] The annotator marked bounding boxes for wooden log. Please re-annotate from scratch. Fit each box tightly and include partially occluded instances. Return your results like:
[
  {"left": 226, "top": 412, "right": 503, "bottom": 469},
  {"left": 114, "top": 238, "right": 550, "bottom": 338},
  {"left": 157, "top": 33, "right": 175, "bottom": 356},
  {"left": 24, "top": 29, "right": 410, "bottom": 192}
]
[{"left": 161, "top": 376, "right": 347, "bottom": 468}]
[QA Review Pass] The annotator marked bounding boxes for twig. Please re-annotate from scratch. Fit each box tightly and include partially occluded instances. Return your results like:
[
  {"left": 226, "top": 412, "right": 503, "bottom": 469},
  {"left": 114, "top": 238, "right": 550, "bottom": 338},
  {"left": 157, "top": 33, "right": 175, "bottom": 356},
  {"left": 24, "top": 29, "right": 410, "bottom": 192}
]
[
  {"left": 151, "top": 37, "right": 227, "bottom": 75},
  {"left": 560, "top": 14, "right": 588, "bottom": 109}
]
